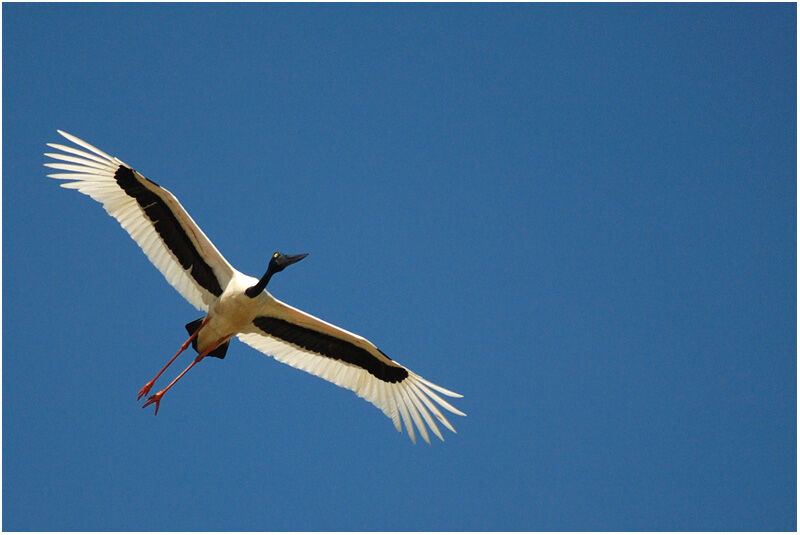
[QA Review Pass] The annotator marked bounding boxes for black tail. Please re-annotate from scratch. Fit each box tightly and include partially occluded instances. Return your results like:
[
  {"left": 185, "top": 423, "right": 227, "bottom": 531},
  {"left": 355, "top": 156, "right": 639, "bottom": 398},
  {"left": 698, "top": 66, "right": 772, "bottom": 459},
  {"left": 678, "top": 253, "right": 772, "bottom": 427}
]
[
  {"left": 185, "top": 318, "right": 230, "bottom": 359},
  {"left": 185, "top": 318, "right": 204, "bottom": 352}
]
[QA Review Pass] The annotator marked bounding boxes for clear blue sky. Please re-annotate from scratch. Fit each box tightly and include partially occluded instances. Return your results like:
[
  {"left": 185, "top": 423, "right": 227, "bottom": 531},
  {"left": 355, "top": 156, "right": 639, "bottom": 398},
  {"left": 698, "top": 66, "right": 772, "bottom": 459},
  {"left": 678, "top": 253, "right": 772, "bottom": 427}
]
[{"left": 3, "top": 3, "right": 795, "bottom": 531}]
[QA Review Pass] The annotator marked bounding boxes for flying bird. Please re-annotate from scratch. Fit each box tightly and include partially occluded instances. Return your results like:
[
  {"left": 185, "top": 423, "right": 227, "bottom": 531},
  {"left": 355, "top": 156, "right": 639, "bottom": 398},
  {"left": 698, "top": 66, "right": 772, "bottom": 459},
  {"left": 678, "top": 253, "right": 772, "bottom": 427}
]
[{"left": 45, "top": 130, "right": 464, "bottom": 444}]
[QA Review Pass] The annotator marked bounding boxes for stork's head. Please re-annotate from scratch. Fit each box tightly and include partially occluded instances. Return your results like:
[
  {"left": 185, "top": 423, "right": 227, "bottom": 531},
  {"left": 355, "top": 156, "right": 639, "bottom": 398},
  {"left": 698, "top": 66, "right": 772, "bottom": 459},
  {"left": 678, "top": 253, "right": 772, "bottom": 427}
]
[
  {"left": 268, "top": 251, "right": 308, "bottom": 273},
  {"left": 245, "top": 252, "right": 308, "bottom": 298}
]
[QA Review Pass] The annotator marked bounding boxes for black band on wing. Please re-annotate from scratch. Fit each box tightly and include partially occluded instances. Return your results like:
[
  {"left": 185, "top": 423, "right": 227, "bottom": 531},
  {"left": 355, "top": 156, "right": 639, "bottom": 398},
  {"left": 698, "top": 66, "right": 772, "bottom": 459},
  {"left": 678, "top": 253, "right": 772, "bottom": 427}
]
[
  {"left": 114, "top": 166, "right": 223, "bottom": 297},
  {"left": 252, "top": 316, "right": 409, "bottom": 383}
]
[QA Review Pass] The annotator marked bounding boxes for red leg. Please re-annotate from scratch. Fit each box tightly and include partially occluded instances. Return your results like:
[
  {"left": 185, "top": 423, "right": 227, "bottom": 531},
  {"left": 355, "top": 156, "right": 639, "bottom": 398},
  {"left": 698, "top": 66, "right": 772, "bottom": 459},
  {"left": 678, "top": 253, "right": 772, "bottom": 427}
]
[
  {"left": 141, "top": 336, "right": 228, "bottom": 415},
  {"left": 137, "top": 317, "right": 209, "bottom": 400}
]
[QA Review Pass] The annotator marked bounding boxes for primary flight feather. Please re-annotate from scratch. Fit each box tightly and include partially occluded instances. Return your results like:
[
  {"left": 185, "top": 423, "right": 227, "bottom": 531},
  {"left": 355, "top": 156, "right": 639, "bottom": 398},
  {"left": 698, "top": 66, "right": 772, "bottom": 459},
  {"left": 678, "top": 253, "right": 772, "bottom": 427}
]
[{"left": 45, "top": 130, "right": 464, "bottom": 443}]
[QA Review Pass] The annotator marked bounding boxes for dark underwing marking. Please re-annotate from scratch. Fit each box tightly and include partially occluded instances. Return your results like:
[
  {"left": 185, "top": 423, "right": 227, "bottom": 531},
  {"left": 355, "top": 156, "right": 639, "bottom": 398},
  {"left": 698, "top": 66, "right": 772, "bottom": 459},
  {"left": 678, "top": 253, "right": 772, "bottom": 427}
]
[
  {"left": 252, "top": 316, "right": 409, "bottom": 383},
  {"left": 114, "top": 166, "right": 223, "bottom": 297}
]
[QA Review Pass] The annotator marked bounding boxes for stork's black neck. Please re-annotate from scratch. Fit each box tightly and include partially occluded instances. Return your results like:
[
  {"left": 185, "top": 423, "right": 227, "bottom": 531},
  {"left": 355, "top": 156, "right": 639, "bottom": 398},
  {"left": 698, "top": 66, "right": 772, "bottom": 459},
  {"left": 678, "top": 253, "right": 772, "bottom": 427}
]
[
  {"left": 245, "top": 267, "right": 274, "bottom": 298},
  {"left": 245, "top": 253, "right": 306, "bottom": 298}
]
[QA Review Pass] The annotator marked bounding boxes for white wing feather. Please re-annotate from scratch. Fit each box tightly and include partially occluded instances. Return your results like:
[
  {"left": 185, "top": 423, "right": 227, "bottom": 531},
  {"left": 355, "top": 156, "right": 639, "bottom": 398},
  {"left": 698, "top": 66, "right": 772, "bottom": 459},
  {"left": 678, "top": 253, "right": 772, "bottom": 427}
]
[
  {"left": 45, "top": 131, "right": 235, "bottom": 311},
  {"left": 237, "top": 299, "right": 465, "bottom": 444}
]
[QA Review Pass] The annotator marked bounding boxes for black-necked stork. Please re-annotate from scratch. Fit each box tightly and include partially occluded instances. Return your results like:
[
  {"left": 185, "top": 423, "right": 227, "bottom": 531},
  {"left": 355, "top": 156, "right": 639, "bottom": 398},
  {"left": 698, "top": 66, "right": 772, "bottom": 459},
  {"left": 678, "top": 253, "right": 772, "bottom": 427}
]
[{"left": 45, "top": 130, "right": 464, "bottom": 444}]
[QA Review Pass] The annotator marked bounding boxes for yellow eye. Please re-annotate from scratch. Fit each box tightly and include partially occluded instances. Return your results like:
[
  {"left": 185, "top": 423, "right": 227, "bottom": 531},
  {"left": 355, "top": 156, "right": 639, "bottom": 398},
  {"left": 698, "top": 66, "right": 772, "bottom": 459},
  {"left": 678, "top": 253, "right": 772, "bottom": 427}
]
[{"left": 273, "top": 253, "right": 279, "bottom": 258}]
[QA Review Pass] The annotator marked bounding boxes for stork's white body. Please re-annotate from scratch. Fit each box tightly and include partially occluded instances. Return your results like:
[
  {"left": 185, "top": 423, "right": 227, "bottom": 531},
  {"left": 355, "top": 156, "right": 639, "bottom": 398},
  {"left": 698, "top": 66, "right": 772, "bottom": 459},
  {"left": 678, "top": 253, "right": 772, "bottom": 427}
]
[
  {"left": 199, "top": 272, "right": 259, "bottom": 351},
  {"left": 45, "top": 130, "right": 465, "bottom": 444}
]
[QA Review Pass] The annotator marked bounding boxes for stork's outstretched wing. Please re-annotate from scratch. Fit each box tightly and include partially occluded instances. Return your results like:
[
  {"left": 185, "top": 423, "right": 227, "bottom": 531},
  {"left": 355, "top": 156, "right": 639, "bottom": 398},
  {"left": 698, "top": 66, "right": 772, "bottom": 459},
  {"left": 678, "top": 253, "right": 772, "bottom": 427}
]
[
  {"left": 238, "top": 296, "right": 465, "bottom": 443},
  {"left": 45, "top": 131, "right": 235, "bottom": 311}
]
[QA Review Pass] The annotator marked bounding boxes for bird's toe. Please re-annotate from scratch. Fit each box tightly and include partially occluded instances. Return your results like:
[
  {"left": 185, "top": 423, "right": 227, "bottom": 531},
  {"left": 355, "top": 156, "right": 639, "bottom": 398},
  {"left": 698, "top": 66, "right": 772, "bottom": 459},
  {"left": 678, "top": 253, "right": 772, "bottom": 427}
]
[{"left": 142, "top": 393, "right": 163, "bottom": 415}]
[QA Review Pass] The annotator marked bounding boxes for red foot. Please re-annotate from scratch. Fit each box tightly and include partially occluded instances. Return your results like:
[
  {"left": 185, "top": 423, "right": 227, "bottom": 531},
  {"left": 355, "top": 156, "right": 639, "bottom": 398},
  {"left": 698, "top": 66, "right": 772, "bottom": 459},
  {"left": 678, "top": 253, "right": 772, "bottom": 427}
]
[
  {"left": 137, "top": 380, "right": 156, "bottom": 401},
  {"left": 142, "top": 392, "right": 163, "bottom": 415}
]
